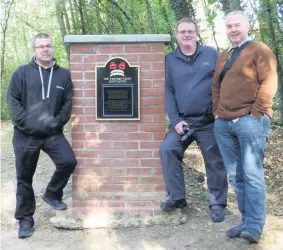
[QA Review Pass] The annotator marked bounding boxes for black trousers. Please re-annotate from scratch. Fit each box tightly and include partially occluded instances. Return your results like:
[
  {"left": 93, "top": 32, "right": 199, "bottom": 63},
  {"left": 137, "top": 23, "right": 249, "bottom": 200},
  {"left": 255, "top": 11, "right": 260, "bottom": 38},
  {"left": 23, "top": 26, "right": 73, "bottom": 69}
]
[
  {"left": 159, "top": 122, "right": 228, "bottom": 206},
  {"left": 12, "top": 129, "right": 77, "bottom": 222}
]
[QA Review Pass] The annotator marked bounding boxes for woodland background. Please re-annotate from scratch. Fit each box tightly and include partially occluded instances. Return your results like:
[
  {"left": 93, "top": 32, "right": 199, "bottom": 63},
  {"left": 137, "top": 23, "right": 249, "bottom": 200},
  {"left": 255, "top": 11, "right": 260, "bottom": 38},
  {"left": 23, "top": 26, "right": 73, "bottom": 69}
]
[{"left": 1, "top": 0, "right": 282, "bottom": 124}]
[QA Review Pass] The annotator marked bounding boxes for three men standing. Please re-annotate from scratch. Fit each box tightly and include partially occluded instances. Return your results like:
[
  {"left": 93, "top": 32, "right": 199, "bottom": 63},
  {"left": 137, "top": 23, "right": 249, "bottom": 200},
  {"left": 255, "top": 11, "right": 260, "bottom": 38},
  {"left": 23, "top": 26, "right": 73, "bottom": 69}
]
[
  {"left": 159, "top": 18, "right": 228, "bottom": 222},
  {"left": 212, "top": 11, "right": 278, "bottom": 243},
  {"left": 8, "top": 12, "right": 278, "bottom": 244},
  {"left": 8, "top": 33, "right": 77, "bottom": 238}
]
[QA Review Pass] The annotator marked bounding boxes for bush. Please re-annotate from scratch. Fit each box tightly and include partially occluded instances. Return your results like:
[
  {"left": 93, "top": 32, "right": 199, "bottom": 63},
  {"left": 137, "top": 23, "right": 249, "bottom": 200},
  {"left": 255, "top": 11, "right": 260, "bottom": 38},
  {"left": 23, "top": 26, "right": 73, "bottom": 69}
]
[
  {"left": 1, "top": 78, "right": 11, "bottom": 120},
  {"left": 272, "top": 91, "right": 283, "bottom": 126}
]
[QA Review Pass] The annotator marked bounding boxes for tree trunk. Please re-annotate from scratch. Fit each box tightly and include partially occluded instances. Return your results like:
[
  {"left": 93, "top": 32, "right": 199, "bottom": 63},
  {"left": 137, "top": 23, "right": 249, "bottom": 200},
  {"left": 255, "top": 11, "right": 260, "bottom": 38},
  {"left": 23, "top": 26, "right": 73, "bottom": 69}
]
[
  {"left": 55, "top": 0, "right": 68, "bottom": 54},
  {"left": 106, "top": 0, "right": 135, "bottom": 31},
  {"left": 169, "top": 0, "right": 195, "bottom": 21},
  {"left": 61, "top": 1, "right": 71, "bottom": 34},
  {"left": 75, "top": 0, "right": 86, "bottom": 34},
  {"left": 0, "top": 0, "right": 15, "bottom": 80},
  {"left": 81, "top": 0, "right": 89, "bottom": 33},
  {"left": 107, "top": 1, "right": 114, "bottom": 33},
  {"left": 220, "top": 0, "right": 242, "bottom": 15},
  {"left": 68, "top": 0, "right": 77, "bottom": 33},
  {"left": 95, "top": 3, "right": 102, "bottom": 34},
  {"left": 212, "top": 27, "right": 220, "bottom": 51},
  {"left": 145, "top": 0, "right": 155, "bottom": 33},
  {"left": 248, "top": 0, "right": 266, "bottom": 43},
  {"left": 23, "top": 30, "right": 30, "bottom": 61},
  {"left": 55, "top": 0, "right": 67, "bottom": 38},
  {"left": 1, "top": 26, "right": 7, "bottom": 80},
  {"left": 265, "top": 0, "right": 283, "bottom": 119},
  {"left": 160, "top": 0, "right": 175, "bottom": 50}
]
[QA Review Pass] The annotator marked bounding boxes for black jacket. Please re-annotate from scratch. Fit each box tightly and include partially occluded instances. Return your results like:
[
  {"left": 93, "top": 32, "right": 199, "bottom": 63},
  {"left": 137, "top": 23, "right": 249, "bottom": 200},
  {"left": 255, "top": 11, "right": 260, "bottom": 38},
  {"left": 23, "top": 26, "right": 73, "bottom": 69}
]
[{"left": 8, "top": 57, "right": 73, "bottom": 137}]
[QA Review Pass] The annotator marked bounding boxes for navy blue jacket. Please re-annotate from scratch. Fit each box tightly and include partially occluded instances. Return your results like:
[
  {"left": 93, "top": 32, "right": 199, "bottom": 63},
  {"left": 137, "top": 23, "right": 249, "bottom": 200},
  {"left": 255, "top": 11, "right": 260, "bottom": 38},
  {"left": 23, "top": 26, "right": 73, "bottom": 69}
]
[
  {"left": 165, "top": 45, "right": 218, "bottom": 126},
  {"left": 7, "top": 57, "right": 73, "bottom": 138}
]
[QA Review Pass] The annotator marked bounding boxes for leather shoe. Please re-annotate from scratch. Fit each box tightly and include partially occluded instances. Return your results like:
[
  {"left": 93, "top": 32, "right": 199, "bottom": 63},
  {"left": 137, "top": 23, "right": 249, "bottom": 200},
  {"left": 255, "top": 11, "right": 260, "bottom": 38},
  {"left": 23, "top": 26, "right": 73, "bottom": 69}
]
[
  {"left": 43, "top": 195, "right": 67, "bottom": 210},
  {"left": 240, "top": 228, "right": 261, "bottom": 243},
  {"left": 226, "top": 224, "right": 245, "bottom": 238},
  {"left": 18, "top": 220, "right": 35, "bottom": 239},
  {"left": 210, "top": 205, "right": 225, "bottom": 222},
  {"left": 160, "top": 199, "right": 187, "bottom": 212}
]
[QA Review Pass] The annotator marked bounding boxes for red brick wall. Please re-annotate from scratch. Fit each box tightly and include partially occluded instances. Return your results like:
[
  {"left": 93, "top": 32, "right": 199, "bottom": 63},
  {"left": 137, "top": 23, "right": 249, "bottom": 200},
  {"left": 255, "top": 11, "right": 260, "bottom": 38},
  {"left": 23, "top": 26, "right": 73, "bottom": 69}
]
[{"left": 69, "top": 43, "right": 166, "bottom": 214}]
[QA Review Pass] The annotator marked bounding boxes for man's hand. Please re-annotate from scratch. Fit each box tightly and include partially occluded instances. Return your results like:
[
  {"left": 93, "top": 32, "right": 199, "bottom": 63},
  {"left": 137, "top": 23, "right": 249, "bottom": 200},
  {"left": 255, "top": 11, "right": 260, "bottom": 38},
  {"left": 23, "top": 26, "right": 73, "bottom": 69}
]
[
  {"left": 44, "top": 116, "right": 59, "bottom": 132},
  {"left": 215, "top": 115, "right": 218, "bottom": 119},
  {"left": 174, "top": 121, "right": 188, "bottom": 135}
]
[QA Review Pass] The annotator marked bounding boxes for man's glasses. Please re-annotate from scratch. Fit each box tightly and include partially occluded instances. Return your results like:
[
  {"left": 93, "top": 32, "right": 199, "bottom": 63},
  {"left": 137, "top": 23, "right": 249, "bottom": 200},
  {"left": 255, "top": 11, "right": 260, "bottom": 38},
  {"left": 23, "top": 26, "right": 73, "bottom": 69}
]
[
  {"left": 34, "top": 45, "right": 53, "bottom": 50},
  {"left": 178, "top": 30, "right": 196, "bottom": 35}
]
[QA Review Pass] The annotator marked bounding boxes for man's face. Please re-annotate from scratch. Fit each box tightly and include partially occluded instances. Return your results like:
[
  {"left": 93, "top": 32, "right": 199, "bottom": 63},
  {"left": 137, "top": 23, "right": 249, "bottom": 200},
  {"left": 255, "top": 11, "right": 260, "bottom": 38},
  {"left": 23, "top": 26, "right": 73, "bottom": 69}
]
[
  {"left": 34, "top": 38, "right": 54, "bottom": 64},
  {"left": 225, "top": 14, "right": 250, "bottom": 46},
  {"left": 176, "top": 22, "right": 197, "bottom": 47}
]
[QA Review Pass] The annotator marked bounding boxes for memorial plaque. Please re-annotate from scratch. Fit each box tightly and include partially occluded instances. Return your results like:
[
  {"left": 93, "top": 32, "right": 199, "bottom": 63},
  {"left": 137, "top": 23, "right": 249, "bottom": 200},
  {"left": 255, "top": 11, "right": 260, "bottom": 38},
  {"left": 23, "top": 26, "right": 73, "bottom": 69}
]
[{"left": 96, "top": 57, "right": 140, "bottom": 120}]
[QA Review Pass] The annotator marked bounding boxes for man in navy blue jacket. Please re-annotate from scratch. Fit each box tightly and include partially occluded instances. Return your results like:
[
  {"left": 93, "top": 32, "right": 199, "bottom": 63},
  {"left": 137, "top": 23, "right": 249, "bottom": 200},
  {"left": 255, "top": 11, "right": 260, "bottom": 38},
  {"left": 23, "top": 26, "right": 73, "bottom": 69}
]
[
  {"left": 7, "top": 33, "right": 77, "bottom": 238},
  {"left": 159, "top": 18, "right": 228, "bottom": 222}
]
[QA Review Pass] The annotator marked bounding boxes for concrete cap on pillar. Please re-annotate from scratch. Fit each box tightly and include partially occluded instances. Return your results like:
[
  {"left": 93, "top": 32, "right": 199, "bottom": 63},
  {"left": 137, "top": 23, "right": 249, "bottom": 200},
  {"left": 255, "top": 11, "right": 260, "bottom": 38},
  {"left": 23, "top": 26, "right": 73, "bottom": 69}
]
[{"left": 64, "top": 34, "right": 171, "bottom": 44}]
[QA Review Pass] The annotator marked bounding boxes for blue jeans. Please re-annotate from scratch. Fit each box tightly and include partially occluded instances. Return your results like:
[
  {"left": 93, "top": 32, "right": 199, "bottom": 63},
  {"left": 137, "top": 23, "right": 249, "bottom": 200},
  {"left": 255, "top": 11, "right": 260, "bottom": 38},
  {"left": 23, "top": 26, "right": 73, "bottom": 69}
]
[{"left": 214, "top": 114, "right": 270, "bottom": 233}]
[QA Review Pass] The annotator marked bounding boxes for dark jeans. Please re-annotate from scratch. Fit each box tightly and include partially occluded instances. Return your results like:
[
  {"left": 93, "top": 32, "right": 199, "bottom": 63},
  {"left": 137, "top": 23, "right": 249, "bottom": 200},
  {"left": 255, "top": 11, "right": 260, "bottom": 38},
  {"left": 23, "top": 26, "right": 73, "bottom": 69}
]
[
  {"left": 159, "top": 122, "right": 228, "bottom": 207},
  {"left": 12, "top": 129, "right": 77, "bottom": 222},
  {"left": 214, "top": 114, "right": 270, "bottom": 233}
]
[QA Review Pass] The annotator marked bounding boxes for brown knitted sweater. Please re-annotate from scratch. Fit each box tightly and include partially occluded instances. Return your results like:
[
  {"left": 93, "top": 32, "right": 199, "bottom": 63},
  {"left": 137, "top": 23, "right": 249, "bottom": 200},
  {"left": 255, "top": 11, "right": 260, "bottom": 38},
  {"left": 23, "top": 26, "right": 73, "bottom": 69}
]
[{"left": 212, "top": 42, "right": 278, "bottom": 119}]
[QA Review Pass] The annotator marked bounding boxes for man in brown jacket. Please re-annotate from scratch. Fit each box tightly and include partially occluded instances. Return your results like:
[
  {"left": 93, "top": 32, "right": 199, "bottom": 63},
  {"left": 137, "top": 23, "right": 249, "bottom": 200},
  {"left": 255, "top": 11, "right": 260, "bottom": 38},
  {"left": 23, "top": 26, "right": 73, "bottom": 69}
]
[{"left": 212, "top": 11, "right": 278, "bottom": 243}]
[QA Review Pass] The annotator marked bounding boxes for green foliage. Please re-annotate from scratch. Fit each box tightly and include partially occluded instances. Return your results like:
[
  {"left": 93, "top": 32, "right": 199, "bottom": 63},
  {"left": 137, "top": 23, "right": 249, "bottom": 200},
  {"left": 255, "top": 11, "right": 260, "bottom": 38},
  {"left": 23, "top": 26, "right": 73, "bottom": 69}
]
[
  {"left": 1, "top": 73, "right": 11, "bottom": 120},
  {"left": 204, "top": 5, "right": 217, "bottom": 27},
  {"left": 1, "top": 86, "right": 11, "bottom": 120},
  {"left": 273, "top": 92, "right": 281, "bottom": 111},
  {"left": 1, "top": 0, "right": 282, "bottom": 125},
  {"left": 208, "top": 0, "right": 218, "bottom": 4},
  {"left": 272, "top": 92, "right": 283, "bottom": 125}
]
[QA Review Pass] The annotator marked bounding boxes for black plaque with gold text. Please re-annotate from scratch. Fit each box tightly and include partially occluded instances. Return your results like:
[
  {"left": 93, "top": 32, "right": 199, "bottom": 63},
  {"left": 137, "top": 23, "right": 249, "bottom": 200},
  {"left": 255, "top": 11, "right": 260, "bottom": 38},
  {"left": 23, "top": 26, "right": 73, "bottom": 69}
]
[{"left": 96, "top": 57, "right": 140, "bottom": 120}]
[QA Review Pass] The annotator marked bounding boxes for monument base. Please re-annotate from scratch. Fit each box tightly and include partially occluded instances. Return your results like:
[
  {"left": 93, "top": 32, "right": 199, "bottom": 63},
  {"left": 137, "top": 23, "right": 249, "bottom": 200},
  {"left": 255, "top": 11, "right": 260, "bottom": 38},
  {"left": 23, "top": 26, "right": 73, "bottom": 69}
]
[{"left": 50, "top": 199, "right": 190, "bottom": 229}]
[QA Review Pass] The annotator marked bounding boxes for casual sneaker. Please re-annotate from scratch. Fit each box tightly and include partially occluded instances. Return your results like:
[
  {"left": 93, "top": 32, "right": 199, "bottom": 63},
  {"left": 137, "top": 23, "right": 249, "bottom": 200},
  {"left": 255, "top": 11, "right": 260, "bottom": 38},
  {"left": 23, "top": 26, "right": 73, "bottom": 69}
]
[
  {"left": 18, "top": 220, "right": 35, "bottom": 239},
  {"left": 226, "top": 224, "right": 245, "bottom": 238},
  {"left": 160, "top": 199, "right": 187, "bottom": 212},
  {"left": 43, "top": 195, "right": 67, "bottom": 210},
  {"left": 210, "top": 204, "right": 225, "bottom": 222},
  {"left": 240, "top": 228, "right": 262, "bottom": 243}
]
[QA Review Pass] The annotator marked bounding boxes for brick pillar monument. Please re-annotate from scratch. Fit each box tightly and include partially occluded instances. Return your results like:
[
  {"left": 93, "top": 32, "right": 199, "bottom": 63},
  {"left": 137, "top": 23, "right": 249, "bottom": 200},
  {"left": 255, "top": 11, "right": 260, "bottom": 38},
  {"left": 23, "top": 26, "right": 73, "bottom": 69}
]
[{"left": 51, "top": 35, "right": 188, "bottom": 229}]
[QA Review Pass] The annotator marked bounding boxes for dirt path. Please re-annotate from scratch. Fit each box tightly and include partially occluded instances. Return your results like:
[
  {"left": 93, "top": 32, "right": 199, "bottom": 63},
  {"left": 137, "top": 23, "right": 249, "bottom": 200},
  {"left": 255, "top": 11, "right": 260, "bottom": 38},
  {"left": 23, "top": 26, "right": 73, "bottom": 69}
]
[{"left": 1, "top": 121, "right": 283, "bottom": 250}]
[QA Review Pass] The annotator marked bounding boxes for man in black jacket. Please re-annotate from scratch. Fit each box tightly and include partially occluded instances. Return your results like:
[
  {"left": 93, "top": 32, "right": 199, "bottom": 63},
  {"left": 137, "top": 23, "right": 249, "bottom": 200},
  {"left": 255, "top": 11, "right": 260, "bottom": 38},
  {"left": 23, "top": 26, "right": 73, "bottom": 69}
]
[
  {"left": 159, "top": 18, "right": 228, "bottom": 222},
  {"left": 7, "top": 33, "right": 77, "bottom": 239}
]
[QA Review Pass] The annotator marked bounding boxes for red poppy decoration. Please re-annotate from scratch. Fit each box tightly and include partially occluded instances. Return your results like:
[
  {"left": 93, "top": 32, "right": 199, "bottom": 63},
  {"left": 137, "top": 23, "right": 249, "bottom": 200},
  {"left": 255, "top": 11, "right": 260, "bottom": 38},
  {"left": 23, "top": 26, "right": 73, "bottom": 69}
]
[
  {"left": 109, "top": 62, "right": 117, "bottom": 69},
  {"left": 118, "top": 62, "right": 126, "bottom": 70}
]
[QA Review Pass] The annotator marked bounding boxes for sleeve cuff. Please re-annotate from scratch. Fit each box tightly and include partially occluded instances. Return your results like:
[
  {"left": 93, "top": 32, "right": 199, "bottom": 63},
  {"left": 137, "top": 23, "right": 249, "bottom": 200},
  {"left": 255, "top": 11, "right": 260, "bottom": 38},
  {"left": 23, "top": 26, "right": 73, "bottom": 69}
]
[{"left": 171, "top": 119, "right": 182, "bottom": 127}]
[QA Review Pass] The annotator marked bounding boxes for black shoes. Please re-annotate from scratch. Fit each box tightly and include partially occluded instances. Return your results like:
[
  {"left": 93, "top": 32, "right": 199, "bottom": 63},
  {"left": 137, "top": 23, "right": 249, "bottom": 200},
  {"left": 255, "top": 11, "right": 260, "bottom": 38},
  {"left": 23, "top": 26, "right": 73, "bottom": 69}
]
[
  {"left": 43, "top": 195, "right": 67, "bottom": 210},
  {"left": 226, "top": 224, "right": 245, "bottom": 238},
  {"left": 240, "top": 228, "right": 261, "bottom": 243},
  {"left": 226, "top": 225, "right": 261, "bottom": 243},
  {"left": 210, "top": 205, "right": 225, "bottom": 222},
  {"left": 18, "top": 220, "right": 35, "bottom": 239},
  {"left": 160, "top": 199, "right": 187, "bottom": 212}
]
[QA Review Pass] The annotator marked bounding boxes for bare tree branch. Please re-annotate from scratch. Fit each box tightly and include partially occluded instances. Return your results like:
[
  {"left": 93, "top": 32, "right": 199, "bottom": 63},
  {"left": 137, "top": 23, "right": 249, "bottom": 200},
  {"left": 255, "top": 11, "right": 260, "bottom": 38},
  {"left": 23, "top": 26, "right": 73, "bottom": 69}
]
[{"left": 1, "top": 0, "right": 16, "bottom": 80}]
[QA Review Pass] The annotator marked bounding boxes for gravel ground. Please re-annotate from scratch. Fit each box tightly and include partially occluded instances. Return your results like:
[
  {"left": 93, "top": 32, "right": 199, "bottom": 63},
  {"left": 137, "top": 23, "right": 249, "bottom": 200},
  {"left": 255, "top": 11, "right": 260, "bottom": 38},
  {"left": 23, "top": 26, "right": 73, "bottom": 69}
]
[{"left": 1, "top": 121, "right": 283, "bottom": 250}]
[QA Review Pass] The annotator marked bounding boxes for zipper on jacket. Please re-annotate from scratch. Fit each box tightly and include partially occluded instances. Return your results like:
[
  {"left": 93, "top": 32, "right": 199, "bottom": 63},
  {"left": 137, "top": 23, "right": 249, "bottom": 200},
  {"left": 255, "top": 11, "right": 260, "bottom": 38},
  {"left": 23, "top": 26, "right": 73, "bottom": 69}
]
[{"left": 188, "top": 65, "right": 193, "bottom": 73}]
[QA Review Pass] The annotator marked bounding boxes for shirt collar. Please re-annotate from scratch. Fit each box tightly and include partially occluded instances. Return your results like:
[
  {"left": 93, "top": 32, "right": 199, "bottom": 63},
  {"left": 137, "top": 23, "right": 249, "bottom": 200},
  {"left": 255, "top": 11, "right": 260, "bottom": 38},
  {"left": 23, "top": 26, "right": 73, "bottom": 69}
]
[
  {"left": 176, "top": 42, "right": 202, "bottom": 61},
  {"left": 180, "top": 43, "right": 198, "bottom": 57},
  {"left": 228, "top": 37, "right": 252, "bottom": 52}
]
